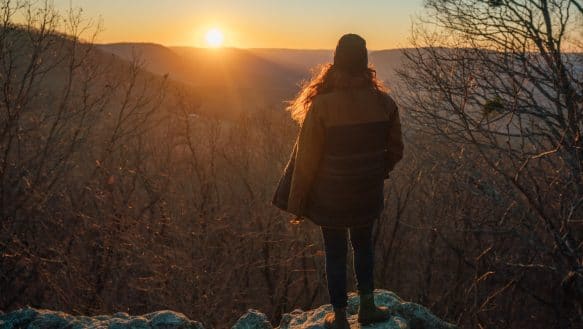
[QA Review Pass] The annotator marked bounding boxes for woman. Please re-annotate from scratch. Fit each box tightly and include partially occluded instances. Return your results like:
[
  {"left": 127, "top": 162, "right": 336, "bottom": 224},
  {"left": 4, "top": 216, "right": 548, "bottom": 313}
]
[{"left": 273, "top": 34, "right": 404, "bottom": 329}]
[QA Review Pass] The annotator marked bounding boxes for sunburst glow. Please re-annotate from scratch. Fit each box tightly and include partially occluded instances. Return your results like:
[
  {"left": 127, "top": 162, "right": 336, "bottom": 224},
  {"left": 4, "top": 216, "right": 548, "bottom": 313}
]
[{"left": 205, "top": 28, "right": 224, "bottom": 48}]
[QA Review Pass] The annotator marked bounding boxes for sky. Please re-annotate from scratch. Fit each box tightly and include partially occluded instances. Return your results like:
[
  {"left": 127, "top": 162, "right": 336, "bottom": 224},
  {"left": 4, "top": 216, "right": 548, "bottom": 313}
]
[{"left": 50, "top": 0, "right": 425, "bottom": 50}]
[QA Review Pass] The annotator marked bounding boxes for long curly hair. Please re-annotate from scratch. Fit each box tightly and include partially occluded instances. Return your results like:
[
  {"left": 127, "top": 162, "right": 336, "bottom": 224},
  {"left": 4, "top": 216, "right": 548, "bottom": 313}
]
[{"left": 286, "top": 63, "right": 388, "bottom": 124}]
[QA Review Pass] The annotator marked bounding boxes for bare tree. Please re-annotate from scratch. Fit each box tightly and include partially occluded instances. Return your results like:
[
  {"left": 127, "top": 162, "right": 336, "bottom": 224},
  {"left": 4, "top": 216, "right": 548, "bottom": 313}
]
[{"left": 398, "top": 0, "right": 582, "bottom": 327}]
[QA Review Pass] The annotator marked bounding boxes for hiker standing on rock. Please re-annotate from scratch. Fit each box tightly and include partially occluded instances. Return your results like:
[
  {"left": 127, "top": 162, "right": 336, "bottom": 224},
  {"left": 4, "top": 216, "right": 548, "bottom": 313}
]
[{"left": 272, "top": 33, "right": 404, "bottom": 329}]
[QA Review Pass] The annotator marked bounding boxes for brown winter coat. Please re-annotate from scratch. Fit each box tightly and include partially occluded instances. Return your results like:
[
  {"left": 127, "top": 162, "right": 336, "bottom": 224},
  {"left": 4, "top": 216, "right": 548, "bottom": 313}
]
[{"left": 273, "top": 88, "right": 403, "bottom": 227}]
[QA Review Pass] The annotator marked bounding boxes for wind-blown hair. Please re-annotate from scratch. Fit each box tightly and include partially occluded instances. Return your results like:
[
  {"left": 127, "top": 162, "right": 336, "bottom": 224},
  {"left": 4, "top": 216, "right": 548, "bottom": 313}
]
[{"left": 286, "top": 63, "right": 388, "bottom": 124}]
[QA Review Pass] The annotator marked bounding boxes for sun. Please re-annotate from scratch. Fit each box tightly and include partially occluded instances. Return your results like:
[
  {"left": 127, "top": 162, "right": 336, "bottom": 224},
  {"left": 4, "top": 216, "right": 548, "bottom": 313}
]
[{"left": 205, "top": 28, "right": 224, "bottom": 48}]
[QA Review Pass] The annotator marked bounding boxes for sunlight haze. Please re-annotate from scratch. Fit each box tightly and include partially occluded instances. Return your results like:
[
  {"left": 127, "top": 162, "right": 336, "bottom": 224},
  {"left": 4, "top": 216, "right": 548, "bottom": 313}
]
[
  {"left": 52, "top": 0, "right": 424, "bottom": 49},
  {"left": 205, "top": 28, "right": 225, "bottom": 47}
]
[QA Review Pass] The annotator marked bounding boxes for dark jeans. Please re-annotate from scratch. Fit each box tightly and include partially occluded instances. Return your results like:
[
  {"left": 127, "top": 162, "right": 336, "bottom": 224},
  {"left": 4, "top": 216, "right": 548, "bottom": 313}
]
[{"left": 321, "top": 225, "right": 375, "bottom": 309}]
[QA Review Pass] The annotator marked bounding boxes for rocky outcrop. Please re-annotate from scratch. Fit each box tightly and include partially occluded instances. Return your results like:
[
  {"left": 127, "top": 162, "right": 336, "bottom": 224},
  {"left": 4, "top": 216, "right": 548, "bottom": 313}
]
[
  {"left": 0, "top": 290, "right": 456, "bottom": 329},
  {"left": 234, "top": 290, "right": 456, "bottom": 329},
  {"left": 0, "top": 308, "right": 205, "bottom": 329}
]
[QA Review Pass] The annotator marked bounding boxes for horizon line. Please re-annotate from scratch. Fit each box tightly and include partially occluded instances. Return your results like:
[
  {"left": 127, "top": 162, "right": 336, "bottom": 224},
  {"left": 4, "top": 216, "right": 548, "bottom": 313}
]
[{"left": 96, "top": 41, "right": 412, "bottom": 52}]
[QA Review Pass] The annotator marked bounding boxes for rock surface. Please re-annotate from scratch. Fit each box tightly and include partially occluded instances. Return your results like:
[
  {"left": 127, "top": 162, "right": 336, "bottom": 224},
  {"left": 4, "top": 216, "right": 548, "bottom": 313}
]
[
  {"left": 234, "top": 290, "right": 456, "bottom": 329},
  {"left": 0, "top": 309, "right": 204, "bottom": 329},
  {"left": 0, "top": 290, "right": 456, "bottom": 329}
]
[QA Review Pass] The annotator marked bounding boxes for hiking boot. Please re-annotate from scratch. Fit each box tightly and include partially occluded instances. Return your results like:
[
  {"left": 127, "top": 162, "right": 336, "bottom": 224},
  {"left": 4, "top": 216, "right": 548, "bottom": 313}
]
[
  {"left": 324, "top": 307, "right": 350, "bottom": 329},
  {"left": 358, "top": 293, "right": 391, "bottom": 325}
]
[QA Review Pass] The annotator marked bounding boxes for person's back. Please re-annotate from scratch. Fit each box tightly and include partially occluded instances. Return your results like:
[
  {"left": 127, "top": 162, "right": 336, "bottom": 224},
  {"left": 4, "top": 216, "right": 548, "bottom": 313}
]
[
  {"left": 316, "top": 88, "right": 393, "bottom": 125},
  {"left": 304, "top": 88, "right": 401, "bottom": 227}
]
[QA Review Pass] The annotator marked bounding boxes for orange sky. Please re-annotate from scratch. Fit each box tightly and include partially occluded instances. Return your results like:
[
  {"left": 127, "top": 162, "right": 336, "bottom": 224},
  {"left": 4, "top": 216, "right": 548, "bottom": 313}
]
[{"left": 51, "top": 0, "right": 425, "bottom": 49}]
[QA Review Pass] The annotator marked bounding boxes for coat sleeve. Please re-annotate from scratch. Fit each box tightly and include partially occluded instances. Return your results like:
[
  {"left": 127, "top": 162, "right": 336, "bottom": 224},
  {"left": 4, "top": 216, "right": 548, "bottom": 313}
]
[
  {"left": 287, "top": 100, "right": 325, "bottom": 216},
  {"left": 385, "top": 101, "right": 404, "bottom": 178}
]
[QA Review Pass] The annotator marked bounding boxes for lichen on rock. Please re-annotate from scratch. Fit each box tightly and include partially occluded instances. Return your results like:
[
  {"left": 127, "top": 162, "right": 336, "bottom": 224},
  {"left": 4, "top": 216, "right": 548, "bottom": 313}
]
[
  {"left": 0, "top": 290, "right": 455, "bottom": 329},
  {"left": 0, "top": 308, "right": 204, "bottom": 329},
  {"left": 270, "top": 289, "right": 456, "bottom": 329}
]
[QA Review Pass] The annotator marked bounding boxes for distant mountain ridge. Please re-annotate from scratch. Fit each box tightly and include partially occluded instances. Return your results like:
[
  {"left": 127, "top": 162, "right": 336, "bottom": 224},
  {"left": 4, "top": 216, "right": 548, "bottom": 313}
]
[
  {"left": 97, "top": 43, "right": 406, "bottom": 83},
  {"left": 96, "top": 43, "right": 407, "bottom": 114},
  {"left": 99, "top": 44, "right": 302, "bottom": 86}
]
